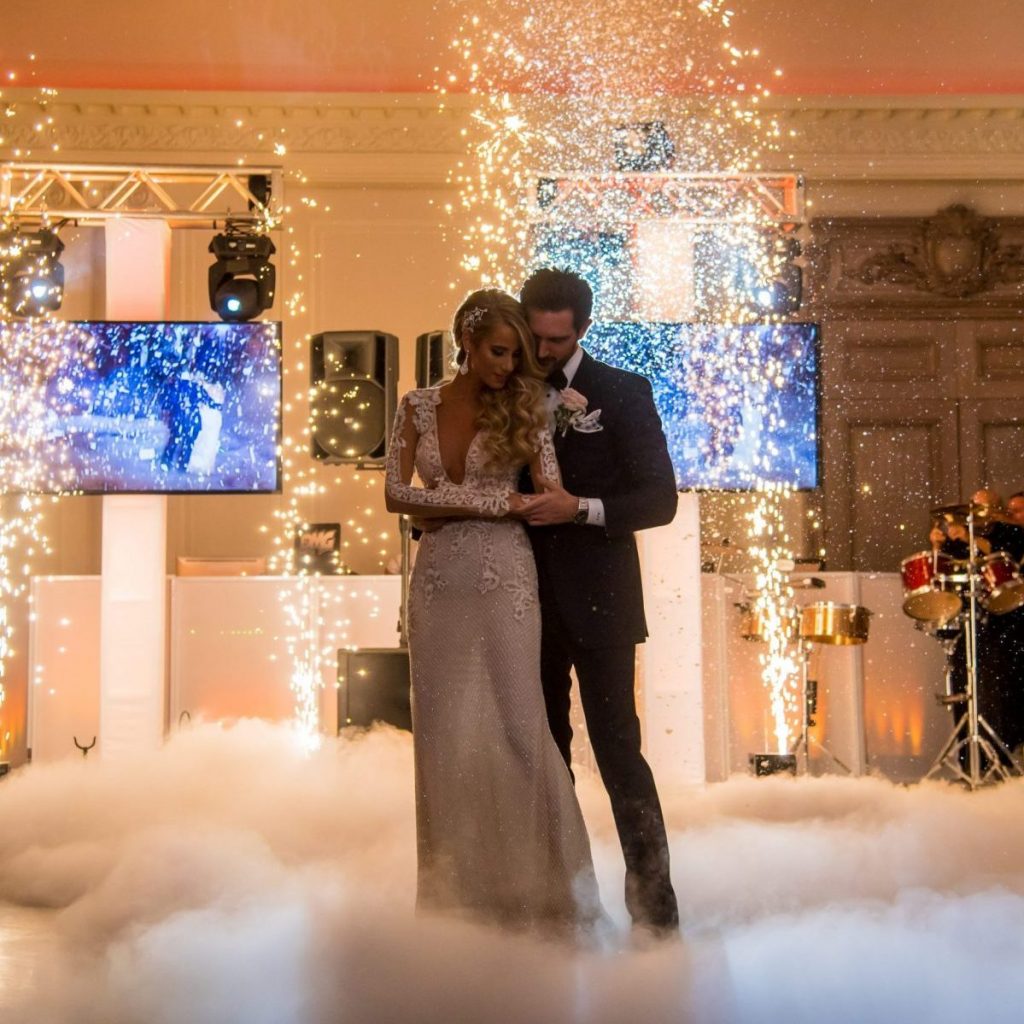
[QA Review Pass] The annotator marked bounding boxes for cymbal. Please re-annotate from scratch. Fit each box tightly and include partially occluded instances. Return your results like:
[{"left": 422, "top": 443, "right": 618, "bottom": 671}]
[{"left": 931, "top": 501, "right": 997, "bottom": 522}]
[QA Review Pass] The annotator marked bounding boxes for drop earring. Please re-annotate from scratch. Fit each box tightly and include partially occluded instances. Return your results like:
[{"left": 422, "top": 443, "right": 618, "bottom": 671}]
[{"left": 459, "top": 356, "right": 469, "bottom": 375}]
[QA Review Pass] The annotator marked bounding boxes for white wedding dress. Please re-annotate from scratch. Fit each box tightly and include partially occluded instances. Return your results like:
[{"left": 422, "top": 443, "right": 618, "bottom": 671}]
[{"left": 385, "top": 388, "right": 601, "bottom": 929}]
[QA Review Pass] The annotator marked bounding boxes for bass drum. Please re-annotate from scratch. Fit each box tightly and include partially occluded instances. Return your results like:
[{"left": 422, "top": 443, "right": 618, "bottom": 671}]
[{"left": 799, "top": 602, "right": 871, "bottom": 646}]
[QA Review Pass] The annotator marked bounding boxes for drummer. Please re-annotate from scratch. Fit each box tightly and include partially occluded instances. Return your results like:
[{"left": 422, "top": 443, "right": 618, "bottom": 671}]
[
  {"left": 929, "top": 487, "right": 1001, "bottom": 559},
  {"left": 990, "top": 491, "right": 1024, "bottom": 563},
  {"left": 929, "top": 486, "right": 1024, "bottom": 766}
]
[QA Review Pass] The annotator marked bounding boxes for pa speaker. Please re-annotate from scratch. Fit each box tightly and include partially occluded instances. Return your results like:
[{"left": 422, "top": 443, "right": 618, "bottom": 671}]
[
  {"left": 310, "top": 331, "right": 398, "bottom": 465},
  {"left": 415, "top": 330, "right": 455, "bottom": 389},
  {"left": 338, "top": 648, "right": 411, "bottom": 732}
]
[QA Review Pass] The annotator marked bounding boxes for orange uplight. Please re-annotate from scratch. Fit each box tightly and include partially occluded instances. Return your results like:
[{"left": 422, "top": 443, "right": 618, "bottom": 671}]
[{"left": 907, "top": 703, "right": 925, "bottom": 755}]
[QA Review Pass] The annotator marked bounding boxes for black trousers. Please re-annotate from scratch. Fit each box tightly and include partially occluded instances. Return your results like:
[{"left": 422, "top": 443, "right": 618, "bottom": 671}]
[{"left": 540, "top": 620, "right": 679, "bottom": 931}]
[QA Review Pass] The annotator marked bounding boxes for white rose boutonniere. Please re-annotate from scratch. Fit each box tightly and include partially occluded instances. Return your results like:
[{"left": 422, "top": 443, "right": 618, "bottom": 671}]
[{"left": 554, "top": 387, "right": 603, "bottom": 437}]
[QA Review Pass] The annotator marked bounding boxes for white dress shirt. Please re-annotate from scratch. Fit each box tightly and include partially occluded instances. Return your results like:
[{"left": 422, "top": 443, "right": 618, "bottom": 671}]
[{"left": 546, "top": 346, "right": 606, "bottom": 528}]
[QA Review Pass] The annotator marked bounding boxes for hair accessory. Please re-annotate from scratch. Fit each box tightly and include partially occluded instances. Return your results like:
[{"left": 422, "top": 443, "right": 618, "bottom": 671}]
[{"left": 462, "top": 306, "right": 487, "bottom": 332}]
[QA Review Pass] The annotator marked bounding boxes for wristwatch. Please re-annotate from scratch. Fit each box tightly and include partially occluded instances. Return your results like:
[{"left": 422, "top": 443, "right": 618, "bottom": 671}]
[{"left": 572, "top": 497, "right": 590, "bottom": 526}]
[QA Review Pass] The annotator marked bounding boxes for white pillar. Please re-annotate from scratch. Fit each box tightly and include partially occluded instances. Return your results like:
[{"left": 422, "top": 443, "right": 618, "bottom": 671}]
[
  {"left": 639, "top": 493, "right": 705, "bottom": 784},
  {"left": 99, "top": 219, "right": 171, "bottom": 757}
]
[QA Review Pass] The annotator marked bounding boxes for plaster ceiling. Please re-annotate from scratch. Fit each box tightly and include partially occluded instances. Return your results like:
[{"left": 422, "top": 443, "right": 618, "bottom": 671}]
[{"left": 1, "top": 0, "right": 1022, "bottom": 97}]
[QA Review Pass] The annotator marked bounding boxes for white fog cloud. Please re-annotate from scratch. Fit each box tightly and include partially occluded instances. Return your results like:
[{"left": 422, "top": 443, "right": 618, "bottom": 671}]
[{"left": 1, "top": 720, "right": 1023, "bottom": 1023}]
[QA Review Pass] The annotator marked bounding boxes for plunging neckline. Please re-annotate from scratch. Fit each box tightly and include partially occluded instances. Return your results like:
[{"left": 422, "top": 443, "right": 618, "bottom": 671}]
[{"left": 431, "top": 393, "right": 481, "bottom": 486}]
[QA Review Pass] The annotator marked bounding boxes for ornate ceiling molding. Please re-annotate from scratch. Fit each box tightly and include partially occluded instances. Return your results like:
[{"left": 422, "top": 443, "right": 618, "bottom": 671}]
[
  {"left": 3, "top": 90, "right": 1024, "bottom": 184},
  {"left": 770, "top": 101, "right": 1024, "bottom": 177}
]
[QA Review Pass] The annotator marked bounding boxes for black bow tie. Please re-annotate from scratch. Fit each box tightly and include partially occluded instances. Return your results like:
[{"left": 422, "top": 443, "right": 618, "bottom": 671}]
[{"left": 547, "top": 369, "right": 568, "bottom": 390}]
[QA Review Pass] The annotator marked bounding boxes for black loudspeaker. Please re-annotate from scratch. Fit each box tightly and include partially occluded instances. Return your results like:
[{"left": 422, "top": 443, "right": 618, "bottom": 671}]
[
  {"left": 415, "top": 330, "right": 454, "bottom": 389},
  {"left": 310, "top": 331, "right": 398, "bottom": 464},
  {"left": 338, "top": 648, "right": 412, "bottom": 731}
]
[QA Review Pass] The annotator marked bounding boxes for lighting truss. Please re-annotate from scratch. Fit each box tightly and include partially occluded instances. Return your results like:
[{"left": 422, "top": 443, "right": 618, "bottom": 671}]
[
  {"left": 0, "top": 162, "right": 283, "bottom": 228},
  {"left": 531, "top": 172, "right": 804, "bottom": 228}
]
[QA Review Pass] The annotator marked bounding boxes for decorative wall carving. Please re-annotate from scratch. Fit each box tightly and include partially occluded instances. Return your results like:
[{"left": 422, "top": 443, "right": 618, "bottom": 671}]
[
  {"left": 847, "top": 205, "right": 1024, "bottom": 299},
  {"left": 809, "top": 206, "right": 1024, "bottom": 313}
]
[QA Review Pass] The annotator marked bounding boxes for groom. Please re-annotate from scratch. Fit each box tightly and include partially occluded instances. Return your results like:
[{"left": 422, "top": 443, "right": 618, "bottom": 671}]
[{"left": 519, "top": 267, "right": 680, "bottom": 935}]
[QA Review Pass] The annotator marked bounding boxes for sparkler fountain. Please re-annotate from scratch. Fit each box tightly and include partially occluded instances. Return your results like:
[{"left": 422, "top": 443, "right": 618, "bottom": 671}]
[{"left": 442, "top": 0, "right": 807, "bottom": 773}]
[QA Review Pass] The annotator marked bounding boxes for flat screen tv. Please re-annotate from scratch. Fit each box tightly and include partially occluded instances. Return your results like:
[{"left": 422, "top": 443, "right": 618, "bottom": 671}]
[
  {"left": 1, "top": 320, "right": 281, "bottom": 494},
  {"left": 582, "top": 322, "right": 819, "bottom": 490}
]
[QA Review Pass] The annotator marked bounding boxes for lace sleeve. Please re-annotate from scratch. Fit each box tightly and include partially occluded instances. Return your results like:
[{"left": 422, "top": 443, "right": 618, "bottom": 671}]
[
  {"left": 384, "top": 393, "right": 510, "bottom": 518},
  {"left": 528, "top": 428, "right": 562, "bottom": 490}
]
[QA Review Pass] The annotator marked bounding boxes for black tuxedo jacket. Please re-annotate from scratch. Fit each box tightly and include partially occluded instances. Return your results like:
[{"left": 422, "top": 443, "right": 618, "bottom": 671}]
[{"left": 527, "top": 351, "right": 678, "bottom": 649}]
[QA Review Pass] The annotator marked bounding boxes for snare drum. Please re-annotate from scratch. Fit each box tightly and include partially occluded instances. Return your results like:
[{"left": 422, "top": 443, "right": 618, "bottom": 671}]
[
  {"left": 799, "top": 602, "right": 871, "bottom": 645},
  {"left": 980, "top": 551, "right": 1024, "bottom": 614},
  {"left": 900, "top": 550, "right": 964, "bottom": 623}
]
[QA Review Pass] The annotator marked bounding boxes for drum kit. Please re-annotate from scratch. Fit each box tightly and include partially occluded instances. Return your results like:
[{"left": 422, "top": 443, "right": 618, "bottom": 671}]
[
  {"left": 739, "top": 573, "right": 872, "bottom": 775},
  {"left": 900, "top": 501, "right": 1024, "bottom": 787}
]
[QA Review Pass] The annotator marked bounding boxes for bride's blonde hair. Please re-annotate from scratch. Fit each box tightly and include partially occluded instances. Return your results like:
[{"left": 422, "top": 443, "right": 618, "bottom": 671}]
[{"left": 454, "top": 289, "right": 547, "bottom": 470}]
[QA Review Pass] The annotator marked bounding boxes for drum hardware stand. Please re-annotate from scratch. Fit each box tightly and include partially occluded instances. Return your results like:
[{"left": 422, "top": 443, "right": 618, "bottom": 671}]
[
  {"left": 790, "top": 641, "right": 852, "bottom": 775},
  {"left": 918, "top": 616, "right": 966, "bottom": 708},
  {"left": 925, "top": 506, "right": 1023, "bottom": 788}
]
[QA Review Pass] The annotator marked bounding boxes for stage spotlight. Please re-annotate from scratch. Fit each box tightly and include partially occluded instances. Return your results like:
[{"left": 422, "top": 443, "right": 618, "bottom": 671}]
[
  {"left": 0, "top": 227, "right": 65, "bottom": 316},
  {"left": 208, "top": 227, "right": 276, "bottom": 322}
]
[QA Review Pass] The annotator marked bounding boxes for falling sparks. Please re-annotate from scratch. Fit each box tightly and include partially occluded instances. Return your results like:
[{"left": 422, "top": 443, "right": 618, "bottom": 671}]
[
  {"left": 0, "top": 320, "right": 73, "bottom": 754},
  {"left": 439, "top": 0, "right": 785, "bottom": 292},
  {"left": 747, "top": 481, "right": 801, "bottom": 753},
  {"left": 443, "top": 1, "right": 806, "bottom": 756},
  {"left": 0, "top": 76, "right": 383, "bottom": 750},
  {"left": 0, "top": 77, "right": 67, "bottom": 755}
]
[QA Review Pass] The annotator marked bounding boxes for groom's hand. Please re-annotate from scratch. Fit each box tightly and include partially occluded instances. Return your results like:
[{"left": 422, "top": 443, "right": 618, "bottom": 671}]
[{"left": 521, "top": 480, "right": 578, "bottom": 526}]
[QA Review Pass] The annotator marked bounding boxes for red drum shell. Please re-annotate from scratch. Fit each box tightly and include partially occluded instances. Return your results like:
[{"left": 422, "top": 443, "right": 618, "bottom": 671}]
[
  {"left": 900, "top": 550, "right": 963, "bottom": 623},
  {"left": 981, "top": 551, "right": 1024, "bottom": 615}
]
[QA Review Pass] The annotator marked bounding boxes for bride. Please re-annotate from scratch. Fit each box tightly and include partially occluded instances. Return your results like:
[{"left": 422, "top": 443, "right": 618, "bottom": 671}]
[{"left": 385, "top": 289, "right": 601, "bottom": 931}]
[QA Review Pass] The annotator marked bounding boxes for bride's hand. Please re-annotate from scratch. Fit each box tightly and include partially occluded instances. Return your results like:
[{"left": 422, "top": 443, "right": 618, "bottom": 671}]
[{"left": 506, "top": 492, "right": 534, "bottom": 518}]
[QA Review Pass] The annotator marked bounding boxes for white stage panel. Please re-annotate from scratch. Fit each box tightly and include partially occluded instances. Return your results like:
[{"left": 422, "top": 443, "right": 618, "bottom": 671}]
[
  {"left": 170, "top": 576, "right": 403, "bottom": 734},
  {"left": 640, "top": 494, "right": 705, "bottom": 786},
  {"left": 29, "top": 577, "right": 102, "bottom": 763},
  {"left": 859, "top": 573, "right": 950, "bottom": 782}
]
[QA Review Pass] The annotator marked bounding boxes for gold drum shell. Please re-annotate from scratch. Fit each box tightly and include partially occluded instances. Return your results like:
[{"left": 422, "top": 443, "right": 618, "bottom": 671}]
[{"left": 798, "top": 602, "right": 871, "bottom": 646}]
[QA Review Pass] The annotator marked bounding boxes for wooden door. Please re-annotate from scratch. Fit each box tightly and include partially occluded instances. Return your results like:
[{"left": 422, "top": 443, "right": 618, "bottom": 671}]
[
  {"left": 823, "top": 399, "right": 962, "bottom": 572},
  {"left": 958, "top": 399, "right": 1024, "bottom": 498}
]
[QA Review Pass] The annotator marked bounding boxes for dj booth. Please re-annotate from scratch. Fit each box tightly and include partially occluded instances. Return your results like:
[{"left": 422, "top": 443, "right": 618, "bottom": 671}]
[{"left": 28, "top": 575, "right": 403, "bottom": 763}]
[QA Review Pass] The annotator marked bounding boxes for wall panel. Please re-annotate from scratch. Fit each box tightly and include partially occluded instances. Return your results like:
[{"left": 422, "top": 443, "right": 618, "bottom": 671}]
[{"left": 823, "top": 399, "right": 961, "bottom": 572}]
